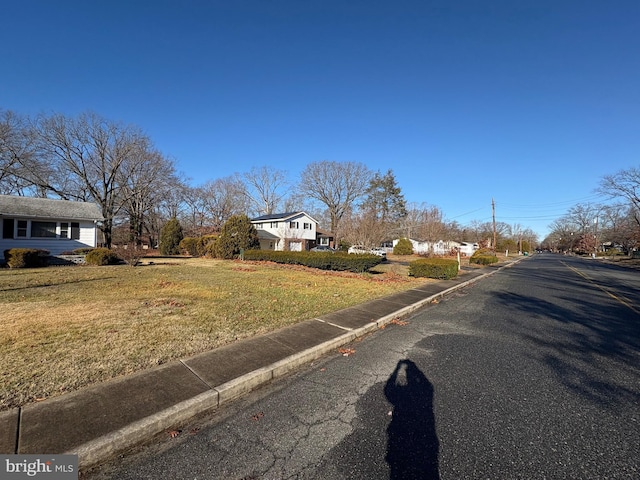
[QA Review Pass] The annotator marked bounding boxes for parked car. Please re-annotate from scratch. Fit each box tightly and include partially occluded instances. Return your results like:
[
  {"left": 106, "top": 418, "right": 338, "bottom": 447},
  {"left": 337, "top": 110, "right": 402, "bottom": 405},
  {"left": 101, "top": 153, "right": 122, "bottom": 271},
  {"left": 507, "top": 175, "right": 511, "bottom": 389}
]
[
  {"left": 347, "top": 245, "right": 387, "bottom": 259},
  {"left": 310, "top": 245, "right": 336, "bottom": 252},
  {"left": 347, "top": 245, "right": 368, "bottom": 254},
  {"left": 369, "top": 247, "right": 387, "bottom": 259}
]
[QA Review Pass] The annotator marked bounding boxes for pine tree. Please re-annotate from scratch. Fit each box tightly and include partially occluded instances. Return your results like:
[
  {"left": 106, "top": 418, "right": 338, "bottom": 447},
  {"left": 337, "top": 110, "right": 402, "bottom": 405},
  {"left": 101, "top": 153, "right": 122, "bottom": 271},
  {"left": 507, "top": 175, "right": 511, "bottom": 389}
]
[
  {"left": 214, "top": 215, "right": 260, "bottom": 259},
  {"left": 160, "top": 218, "right": 184, "bottom": 255}
]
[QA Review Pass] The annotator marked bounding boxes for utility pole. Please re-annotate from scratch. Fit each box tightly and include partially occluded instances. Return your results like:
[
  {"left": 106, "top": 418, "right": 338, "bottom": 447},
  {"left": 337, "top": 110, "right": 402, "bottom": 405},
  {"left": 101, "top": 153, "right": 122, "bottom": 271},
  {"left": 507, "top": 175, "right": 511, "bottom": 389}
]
[{"left": 492, "top": 198, "right": 497, "bottom": 252}]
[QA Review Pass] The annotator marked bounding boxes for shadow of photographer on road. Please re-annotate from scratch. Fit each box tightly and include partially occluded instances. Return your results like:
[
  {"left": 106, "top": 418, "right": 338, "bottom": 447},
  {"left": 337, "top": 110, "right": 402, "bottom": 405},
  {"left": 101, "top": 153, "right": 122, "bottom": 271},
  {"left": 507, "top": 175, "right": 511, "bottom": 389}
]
[{"left": 385, "top": 359, "right": 440, "bottom": 480}]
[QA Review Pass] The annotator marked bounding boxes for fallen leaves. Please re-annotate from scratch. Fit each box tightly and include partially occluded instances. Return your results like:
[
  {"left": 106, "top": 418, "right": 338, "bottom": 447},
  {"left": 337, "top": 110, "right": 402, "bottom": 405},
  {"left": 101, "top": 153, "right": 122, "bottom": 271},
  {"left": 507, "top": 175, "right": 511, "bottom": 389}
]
[
  {"left": 338, "top": 347, "right": 356, "bottom": 356},
  {"left": 380, "top": 318, "right": 409, "bottom": 329},
  {"left": 251, "top": 412, "right": 264, "bottom": 421},
  {"left": 389, "top": 318, "right": 409, "bottom": 326},
  {"left": 169, "top": 427, "right": 199, "bottom": 438}
]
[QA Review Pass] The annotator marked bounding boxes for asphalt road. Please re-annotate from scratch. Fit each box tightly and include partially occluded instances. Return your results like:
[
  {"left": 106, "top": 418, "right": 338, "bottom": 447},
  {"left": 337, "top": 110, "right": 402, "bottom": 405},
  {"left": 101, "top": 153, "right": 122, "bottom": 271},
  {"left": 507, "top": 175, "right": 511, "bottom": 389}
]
[{"left": 84, "top": 254, "right": 640, "bottom": 479}]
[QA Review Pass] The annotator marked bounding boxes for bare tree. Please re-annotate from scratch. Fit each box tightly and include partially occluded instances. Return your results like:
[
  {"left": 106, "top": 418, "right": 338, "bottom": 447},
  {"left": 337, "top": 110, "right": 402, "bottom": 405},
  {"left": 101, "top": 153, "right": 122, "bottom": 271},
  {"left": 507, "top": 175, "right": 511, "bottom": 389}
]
[
  {"left": 240, "top": 166, "right": 289, "bottom": 216},
  {"left": 117, "top": 144, "right": 183, "bottom": 246},
  {"left": 298, "top": 161, "right": 372, "bottom": 242},
  {"left": 31, "top": 112, "right": 148, "bottom": 247},
  {"left": 599, "top": 167, "right": 640, "bottom": 228},
  {"left": 0, "top": 110, "right": 37, "bottom": 195},
  {"left": 181, "top": 186, "right": 210, "bottom": 236},
  {"left": 399, "top": 203, "right": 446, "bottom": 241},
  {"left": 199, "top": 176, "right": 248, "bottom": 231},
  {"left": 598, "top": 203, "right": 637, "bottom": 252}
]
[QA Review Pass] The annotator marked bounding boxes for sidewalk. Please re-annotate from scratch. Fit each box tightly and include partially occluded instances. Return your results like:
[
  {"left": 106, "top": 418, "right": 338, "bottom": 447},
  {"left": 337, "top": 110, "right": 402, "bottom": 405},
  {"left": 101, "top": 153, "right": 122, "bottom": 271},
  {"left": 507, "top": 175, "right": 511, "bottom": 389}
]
[{"left": 0, "top": 260, "right": 518, "bottom": 469}]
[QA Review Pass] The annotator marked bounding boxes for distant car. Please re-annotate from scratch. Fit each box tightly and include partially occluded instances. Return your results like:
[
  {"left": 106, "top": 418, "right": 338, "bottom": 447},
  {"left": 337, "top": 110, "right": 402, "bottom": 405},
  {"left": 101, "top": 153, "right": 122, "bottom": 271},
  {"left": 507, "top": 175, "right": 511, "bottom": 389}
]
[
  {"left": 348, "top": 245, "right": 387, "bottom": 259},
  {"left": 369, "top": 247, "right": 387, "bottom": 259},
  {"left": 310, "top": 245, "right": 336, "bottom": 252},
  {"left": 347, "top": 245, "right": 368, "bottom": 254}
]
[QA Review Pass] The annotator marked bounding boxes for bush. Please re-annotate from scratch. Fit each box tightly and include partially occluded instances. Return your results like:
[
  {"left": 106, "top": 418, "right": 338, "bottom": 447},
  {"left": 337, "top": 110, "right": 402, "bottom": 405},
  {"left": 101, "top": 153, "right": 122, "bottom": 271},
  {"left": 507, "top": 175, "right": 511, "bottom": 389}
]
[
  {"left": 214, "top": 215, "right": 259, "bottom": 259},
  {"left": 4, "top": 248, "right": 49, "bottom": 268},
  {"left": 393, "top": 238, "right": 414, "bottom": 255},
  {"left": 408, "top": 258, "right": 458, "bottom": 279},
  {"left": 179, "top": 237, "right": 200, "bottom": 257},
  {"left": 180, "top": 235, "right": 218, "bottom": 257},
  {"left": 243, "top": 250, "right": 384, "bottom": 273},
  {"left": 470, "top": 248, "right": 499, "bottom": 265},
  {"left": 85, "top": 248, "right": 121, "bottom": 266},
  {"left": 160, "top": 218, "right": 184, "bottom": 256}
]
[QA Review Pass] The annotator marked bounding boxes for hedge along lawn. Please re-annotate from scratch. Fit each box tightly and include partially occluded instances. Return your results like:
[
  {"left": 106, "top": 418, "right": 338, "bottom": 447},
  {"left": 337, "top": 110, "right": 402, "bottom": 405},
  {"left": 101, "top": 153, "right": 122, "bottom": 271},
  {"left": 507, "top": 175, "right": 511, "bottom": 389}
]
[{"left": 0, "top": 257, "right": 429, "bottom": 411}]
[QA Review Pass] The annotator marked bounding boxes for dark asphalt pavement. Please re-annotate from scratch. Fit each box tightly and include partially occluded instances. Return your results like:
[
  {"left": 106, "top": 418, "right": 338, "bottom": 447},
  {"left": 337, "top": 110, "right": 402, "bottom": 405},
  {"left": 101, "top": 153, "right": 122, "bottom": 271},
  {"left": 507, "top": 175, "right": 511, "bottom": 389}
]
[{"left": 84, "top": 254, "right": 640, "bottom": 479}]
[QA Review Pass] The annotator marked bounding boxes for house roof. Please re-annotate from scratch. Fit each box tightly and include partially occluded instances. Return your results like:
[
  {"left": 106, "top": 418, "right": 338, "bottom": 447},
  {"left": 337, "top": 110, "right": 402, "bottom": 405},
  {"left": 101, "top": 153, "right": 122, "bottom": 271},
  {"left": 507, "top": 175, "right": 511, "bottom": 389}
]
[
  {"left": 0, "top": 195, "right": 104, "bottom": 221},
  {"left": 251, "top": 211, "right": 319, "bottom": 224},
  {"left": 256, "top": 230, "right": 281, "bottom": 241},
  {"left": 316, "top": 228, "right": 335, "bottom": 238}
]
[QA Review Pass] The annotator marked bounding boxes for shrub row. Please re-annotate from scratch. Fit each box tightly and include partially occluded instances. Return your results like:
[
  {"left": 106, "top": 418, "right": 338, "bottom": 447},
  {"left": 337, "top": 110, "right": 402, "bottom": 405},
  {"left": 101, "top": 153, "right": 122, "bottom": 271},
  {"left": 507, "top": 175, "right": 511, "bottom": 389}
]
[
  {"left": 3, "top": 248, "right": 50, "bottom": 268},
  {"left": 408, "top": 258, "right": 459, "bottom": 279},
  {"left": 85, "top": 248, "right": 122, "bottom": 266},
  {"left": 179, "top": 235, "right": 218, "bottom": 257},
  {"left": 469, "top": 248, "right": 499, "bottom": 265},
  {"left": 243, "top": 250, "right": 383, "bottom": 273}
]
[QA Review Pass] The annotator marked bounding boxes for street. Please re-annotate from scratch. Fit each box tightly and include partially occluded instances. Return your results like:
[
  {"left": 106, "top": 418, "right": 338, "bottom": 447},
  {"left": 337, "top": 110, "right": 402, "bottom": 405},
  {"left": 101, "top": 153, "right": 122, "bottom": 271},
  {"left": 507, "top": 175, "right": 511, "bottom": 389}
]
[{"left": 84, "top": 254, "right": 640, "bottom": 479}]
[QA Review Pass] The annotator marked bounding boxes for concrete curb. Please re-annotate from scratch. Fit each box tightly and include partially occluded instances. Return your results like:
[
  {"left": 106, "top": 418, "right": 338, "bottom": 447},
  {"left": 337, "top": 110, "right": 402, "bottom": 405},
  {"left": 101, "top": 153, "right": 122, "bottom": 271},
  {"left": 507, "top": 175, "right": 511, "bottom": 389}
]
[{"left": 66, "top": 259, "right": 523, "bottom": 469}]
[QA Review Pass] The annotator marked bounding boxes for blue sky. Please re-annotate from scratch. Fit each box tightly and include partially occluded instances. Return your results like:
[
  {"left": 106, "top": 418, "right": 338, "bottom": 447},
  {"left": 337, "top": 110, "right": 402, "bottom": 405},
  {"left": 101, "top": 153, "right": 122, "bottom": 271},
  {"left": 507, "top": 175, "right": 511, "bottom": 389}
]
[{"left": 2, "top": 1, "right": 639, "bottom": 239}]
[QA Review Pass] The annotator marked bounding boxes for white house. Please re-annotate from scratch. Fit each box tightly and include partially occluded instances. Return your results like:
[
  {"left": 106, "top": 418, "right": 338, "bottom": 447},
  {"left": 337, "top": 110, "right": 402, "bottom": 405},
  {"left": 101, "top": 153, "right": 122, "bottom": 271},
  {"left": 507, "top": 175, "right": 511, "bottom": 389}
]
[
  {"left": 393, "top": 238, "right": 460, "bottom": 255},
  {"left": 458, "top": 242, "right": 480, "bottom": 256},
  {"left": 0, "top": 195, "right": 104, "bottom": 259},
  {"left": 251, "top": 212, "right": 319, "bottom": 251}
]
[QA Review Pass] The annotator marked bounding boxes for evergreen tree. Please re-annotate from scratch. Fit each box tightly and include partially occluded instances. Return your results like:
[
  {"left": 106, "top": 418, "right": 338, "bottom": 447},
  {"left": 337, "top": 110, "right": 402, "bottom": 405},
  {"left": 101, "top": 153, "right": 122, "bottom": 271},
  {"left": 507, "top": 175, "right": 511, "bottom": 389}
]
[
  {"left": 393, "top": 237, "right": 414, "bottom": 255},
  {"left": 362, "top": 170, "right": 407, "bottom": 222},
  {"left": 214, "top": 214, "right": 260, "bottom": 259},
  {"left": 160, "top": 218, "right": 183, "bottom": 255}
]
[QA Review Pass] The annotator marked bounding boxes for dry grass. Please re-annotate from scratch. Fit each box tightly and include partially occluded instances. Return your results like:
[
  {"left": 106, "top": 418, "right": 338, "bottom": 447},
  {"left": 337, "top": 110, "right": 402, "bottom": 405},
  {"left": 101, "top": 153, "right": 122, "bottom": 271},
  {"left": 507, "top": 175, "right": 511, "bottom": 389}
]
[{"left": 1, "top": 258, "right": 429, "bottom": 411}]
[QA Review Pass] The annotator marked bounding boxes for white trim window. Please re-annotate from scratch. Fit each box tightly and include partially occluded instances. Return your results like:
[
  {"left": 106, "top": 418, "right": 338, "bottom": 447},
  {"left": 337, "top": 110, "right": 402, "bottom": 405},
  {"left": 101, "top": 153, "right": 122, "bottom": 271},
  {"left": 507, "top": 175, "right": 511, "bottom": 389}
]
[
  {"left": 31, "top": 221, "right": 57, "bottom": 238},
  {"left": 17, "top": 220, "right": 27, "bottom": 238},
  {"left": 2, "top": 219, "right": 81, "bottom": 239}
]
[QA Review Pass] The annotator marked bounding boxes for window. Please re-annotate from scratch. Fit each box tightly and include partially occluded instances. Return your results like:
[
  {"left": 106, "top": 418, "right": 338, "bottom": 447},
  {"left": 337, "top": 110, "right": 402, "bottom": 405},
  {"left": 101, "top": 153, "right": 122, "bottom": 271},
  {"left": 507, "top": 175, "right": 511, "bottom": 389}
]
[
  {"left": 255, "top": 223, "right": 263, "bottom": 229},
  {"left": 60, "top": 222, "right": 69, "bottom": 238},
  {"left": 31, "top": 221, "right": 57, "bottom": 238},
  {"left": 2, "top": 219, "right": 14, "bottom": 239},
  {"left": 17, "top": 220, "right": 27, "bottom": 238},
  {"left": 71, "top": 222, "right": 80, "bottom": 240},
  {"left": 270, "top": 221, "right": 279, "bottom": 228},
  {"left": 290, "top": 221, "right": 299, "bottom": 229},
  {"left": 303, "top": 223, "right": 312, "bottom": 230}
]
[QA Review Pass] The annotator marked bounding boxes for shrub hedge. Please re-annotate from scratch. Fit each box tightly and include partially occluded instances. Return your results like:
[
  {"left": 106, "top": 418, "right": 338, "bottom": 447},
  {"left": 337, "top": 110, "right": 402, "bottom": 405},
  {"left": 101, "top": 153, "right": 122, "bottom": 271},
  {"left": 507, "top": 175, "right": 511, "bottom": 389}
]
[
  {"left": 243, "top": 250, "right": 383, "bottom": 273},
  {"left": 3, "top": 248, "right": 49, "bottom": 268},
  {"left": 470, "top": 248, "right": 499, "bottom": 265},
  {"left": 408, "top": 258, "right": 459, "bottom": 279},
  {"left": 85, "top": 248, "right": 121, "bottom": 266},
  {"left": 180, "top": 235, "right": 218, "bottom": 257}
]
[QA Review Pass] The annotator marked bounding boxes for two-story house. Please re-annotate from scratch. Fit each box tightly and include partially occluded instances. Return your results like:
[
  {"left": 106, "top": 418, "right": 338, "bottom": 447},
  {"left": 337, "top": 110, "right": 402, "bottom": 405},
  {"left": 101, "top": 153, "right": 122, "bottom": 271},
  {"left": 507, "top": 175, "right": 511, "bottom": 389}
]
[{"left": 251, "top": 212, "right": 320, "bottom": 251}]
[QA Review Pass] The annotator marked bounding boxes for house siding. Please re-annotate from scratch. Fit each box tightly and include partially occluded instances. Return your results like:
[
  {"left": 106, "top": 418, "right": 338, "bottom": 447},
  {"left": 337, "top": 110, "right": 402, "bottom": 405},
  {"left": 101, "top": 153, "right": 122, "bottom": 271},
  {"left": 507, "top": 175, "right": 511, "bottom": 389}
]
[
  {"left": 252, "top": 212, "right": 318, "bottom": 251},
  {"left": 0, "top": 218, "right": 99, "bottom": 257}
]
